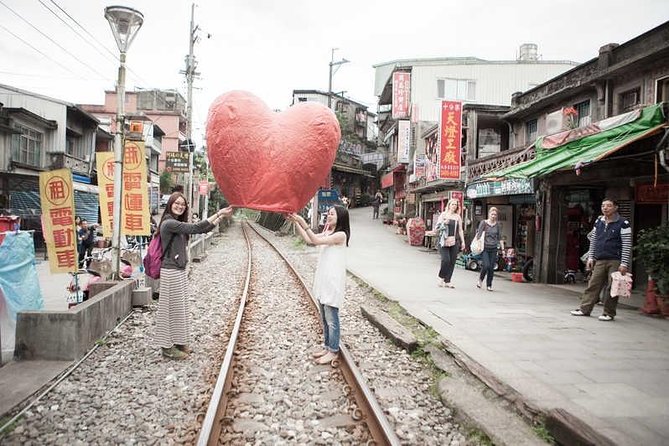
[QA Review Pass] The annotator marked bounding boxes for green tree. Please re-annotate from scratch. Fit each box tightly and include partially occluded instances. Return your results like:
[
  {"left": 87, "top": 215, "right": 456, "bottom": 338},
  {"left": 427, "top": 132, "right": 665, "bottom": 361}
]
[{"left": 159, "top": 171, "right": 173, "bottom": 194}]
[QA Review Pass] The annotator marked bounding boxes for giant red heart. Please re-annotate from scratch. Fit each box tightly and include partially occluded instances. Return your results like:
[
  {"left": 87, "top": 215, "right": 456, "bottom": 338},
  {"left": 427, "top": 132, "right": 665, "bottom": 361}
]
[{"left": 206, "top": 91, "right": 341, "bottom": 213}]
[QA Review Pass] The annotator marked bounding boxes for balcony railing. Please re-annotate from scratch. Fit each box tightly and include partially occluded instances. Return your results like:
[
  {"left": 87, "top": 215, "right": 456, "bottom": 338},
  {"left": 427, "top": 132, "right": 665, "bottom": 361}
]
[
  {"left": 467, "top": 145, "right": 535, "bottom": 181},
  {"left": 50, "top": 152, "right": 91, "bottom": 175}
]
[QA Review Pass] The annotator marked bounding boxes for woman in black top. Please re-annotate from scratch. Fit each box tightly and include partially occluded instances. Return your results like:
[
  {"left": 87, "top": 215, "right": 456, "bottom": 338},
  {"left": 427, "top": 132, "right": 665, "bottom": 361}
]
[
  {"left": 155, "top": 192, "right": 233, "bottom": 360},
  {"left": 474, "top": 207, "right": 502, "bottom": 291}
]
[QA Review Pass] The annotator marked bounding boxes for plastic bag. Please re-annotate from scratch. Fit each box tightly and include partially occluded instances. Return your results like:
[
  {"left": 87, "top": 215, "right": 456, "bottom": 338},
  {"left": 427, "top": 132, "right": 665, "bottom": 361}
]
[{"left": 610, "top": 271, "right": 633, "bottom": 298}]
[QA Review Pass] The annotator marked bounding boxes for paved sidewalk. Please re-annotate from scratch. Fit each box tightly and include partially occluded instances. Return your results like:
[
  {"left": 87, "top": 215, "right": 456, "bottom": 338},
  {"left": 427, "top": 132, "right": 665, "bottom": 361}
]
[{"left": 347, "top": 207, "right": 669, "bottom": 446}]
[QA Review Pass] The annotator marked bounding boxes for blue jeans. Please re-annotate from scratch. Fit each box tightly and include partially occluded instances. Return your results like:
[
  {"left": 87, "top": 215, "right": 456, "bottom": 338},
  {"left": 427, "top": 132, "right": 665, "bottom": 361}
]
[
  {"left": 479, "top": 248, "right": 497, "bottom": 287},
  {"left": 319, "top": 303, "right": 340, "bottom": 352}
]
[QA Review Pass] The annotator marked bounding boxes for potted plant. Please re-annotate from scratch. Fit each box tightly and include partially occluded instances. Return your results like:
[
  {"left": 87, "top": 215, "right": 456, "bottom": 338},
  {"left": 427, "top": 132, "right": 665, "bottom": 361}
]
[{"left": 635, "top": 224, "right": 669, "bottom": 316}]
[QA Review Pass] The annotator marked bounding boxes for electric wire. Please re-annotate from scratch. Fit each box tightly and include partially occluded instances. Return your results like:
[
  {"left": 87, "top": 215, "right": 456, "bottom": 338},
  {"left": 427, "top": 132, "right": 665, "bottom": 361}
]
[
  {"left": 46, "top": 0, "right": 151, "bottom": 86},
  {"left": 0, "top": 0, "right": 112, "bottom": 81},
  {"left": 37, "top": 0, "right": 119, "bottom": 65},
  {"left": 47, "top": 0, "right": 118, "bottom": 60},
  {"left": 0, "top": 23, "right": 82, "bottom": 79}
]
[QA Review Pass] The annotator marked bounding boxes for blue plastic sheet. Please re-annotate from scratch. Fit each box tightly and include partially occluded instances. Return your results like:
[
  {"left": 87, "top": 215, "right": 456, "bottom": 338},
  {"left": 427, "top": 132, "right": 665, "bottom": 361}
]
[{"left": 0, "top": 232, "right": 44, "bottom": 319}]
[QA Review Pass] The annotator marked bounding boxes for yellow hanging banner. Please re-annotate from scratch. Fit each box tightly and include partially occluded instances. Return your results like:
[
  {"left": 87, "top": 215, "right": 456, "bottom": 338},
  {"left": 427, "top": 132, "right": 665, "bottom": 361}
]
[
  {"left": 96, "top": 152, "right": 115, "bottom": 238},
  {"left": 122, "top": 141, "right": 150, "bottom": 236},
  {"left": 39, "top": 169, "right": 78, "bottom": 273}
]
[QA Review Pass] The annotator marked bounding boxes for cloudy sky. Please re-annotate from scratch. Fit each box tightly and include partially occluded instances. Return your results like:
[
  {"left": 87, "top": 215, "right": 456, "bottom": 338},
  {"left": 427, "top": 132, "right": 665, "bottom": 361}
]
[{"left": 0, "top": 0, "right": 666, "bottom": 145}]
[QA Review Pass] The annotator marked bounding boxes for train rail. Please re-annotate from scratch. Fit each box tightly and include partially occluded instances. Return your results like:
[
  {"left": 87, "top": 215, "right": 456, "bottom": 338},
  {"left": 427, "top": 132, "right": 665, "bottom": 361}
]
[{"left": 197, "top": 221, "right": 400, "bottom": 445}]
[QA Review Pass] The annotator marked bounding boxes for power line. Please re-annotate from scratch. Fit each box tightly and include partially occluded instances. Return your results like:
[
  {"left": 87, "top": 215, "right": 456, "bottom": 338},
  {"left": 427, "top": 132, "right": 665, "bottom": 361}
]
[
  {"left": 37, "top": 0, "right": 118, "bottom": 65},
  {"left": 0, "top": 23, "right": 83, "bottom": 78},
  {"left": 0, "top": 0, "right": 112, "bottom": 81},
  {"left": 48, "top": 0, "right": 118, "bottom": 60},
  {"left": 46, "top": 0, "right": 151, "bottom": 87}
]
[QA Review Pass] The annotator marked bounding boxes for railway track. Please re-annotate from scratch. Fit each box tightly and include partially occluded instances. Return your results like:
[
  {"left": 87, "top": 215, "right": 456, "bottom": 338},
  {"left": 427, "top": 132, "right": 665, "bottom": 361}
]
[{"left": 197, "top": 221, "right": 400, "bottom": 445}]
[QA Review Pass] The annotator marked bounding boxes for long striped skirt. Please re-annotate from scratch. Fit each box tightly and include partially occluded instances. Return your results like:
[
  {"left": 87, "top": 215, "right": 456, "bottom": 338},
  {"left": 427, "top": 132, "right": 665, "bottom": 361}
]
[{"left": 155, "top": 268, "right": 190, "bottom": 349}]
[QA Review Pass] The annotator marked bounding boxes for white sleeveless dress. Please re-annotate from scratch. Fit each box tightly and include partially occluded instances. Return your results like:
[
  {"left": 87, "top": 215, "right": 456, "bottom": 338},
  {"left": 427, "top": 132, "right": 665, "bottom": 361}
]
[{"left": 312, "top": 244, "right": 347, "bottom": 308}]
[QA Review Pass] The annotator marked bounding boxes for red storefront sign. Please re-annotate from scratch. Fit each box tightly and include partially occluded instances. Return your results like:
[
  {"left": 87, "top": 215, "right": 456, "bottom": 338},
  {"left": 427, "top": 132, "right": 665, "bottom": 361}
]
[
  {"left": 439, "top": 100, "right": 462, "bottom": 180},
  {"left": 381, "top": 172, "right": 394, "bottom": 189},
  {"left": 391, "top": 72, "right": 411, "bottom": 119}
]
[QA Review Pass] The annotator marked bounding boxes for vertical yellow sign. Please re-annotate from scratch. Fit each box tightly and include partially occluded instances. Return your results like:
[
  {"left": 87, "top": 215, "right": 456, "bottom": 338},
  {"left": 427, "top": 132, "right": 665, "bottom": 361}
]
[
  {"left": 122, "top": 141, "right": 150, "bottom": 236},
  {"left": 96, "top": 152, "right": 115, "bottom": 238},
  {"left": 39, "top": 169, "right": 78, "bottom": 273}
]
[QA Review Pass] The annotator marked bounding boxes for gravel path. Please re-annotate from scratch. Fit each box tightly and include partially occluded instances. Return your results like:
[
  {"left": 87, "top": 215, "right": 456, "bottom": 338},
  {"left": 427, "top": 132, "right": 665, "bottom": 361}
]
[
  {"left": 220, "top": 227, "right": 370, "bottom": 444},
  {"left": 256, "top": 224, "right": 468, "bottom": 446},
  {"left": 1, "top": 226, "right": 247, "bottom": 445},
  {"left": 1, "top": 220, "right": 470, "bottom": 445}
]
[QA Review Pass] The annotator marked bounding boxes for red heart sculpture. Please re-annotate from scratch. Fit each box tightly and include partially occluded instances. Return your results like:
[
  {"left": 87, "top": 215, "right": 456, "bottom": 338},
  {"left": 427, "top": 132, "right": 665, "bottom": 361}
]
[{"left": 206, "top": 91, "right": 341, "bottom": 213}]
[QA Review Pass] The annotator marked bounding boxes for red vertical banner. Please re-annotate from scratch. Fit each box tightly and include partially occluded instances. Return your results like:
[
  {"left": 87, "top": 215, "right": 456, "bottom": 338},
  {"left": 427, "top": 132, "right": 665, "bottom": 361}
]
[
  {"left": 439, "top": 100, "right": 462, "bottom": 180},
  {"left": 392, "top": 71, "right": 411, "bottom": 119}
]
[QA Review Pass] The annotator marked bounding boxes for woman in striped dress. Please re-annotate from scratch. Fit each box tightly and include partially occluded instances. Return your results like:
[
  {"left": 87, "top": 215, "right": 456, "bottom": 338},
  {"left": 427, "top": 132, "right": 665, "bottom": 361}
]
[{"left": 156, "top": 192, "right": 233, "bottom": 360}]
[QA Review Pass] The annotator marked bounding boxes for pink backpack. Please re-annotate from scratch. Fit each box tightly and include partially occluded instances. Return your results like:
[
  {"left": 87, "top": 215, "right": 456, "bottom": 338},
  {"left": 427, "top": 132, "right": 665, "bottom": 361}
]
[{"left": 143, "top": 233, "right": 175, "bottom": 279}]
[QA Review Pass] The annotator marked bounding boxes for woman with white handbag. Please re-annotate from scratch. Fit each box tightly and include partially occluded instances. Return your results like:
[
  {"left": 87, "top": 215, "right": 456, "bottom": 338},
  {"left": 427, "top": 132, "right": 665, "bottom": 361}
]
[
  {"left": 472, "top": 207, "right": 502, "bottom": 291},
  {"left": 435, "top": 199, "right": 466, "bottom": 288}
]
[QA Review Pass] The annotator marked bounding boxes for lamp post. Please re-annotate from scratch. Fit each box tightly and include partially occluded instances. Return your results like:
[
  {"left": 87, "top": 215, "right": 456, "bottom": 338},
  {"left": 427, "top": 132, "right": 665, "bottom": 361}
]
[
  {"left": 310, "top": 49, "right": 350, "bottom": 230},
  {"left": 328, "top": 48, "right": 349, "bottom": 109},
  {"left": 105, "top": 5, "right": 144, "bottom": 279}
]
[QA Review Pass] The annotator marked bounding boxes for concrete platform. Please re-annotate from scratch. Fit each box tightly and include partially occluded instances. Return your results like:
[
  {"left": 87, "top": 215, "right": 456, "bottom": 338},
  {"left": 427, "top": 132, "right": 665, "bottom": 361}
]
[
  {"left": 345, "top": 207, "right": 669, "bottom": 446},
  {"left": 0, "top": 360, "right": 70, "bottom": 417}
]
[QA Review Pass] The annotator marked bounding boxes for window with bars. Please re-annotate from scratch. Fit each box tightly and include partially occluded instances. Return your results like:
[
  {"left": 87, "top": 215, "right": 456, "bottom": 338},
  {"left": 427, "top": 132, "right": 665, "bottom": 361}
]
[
  {"left": 12, "top": 124, "right": 43, "bottom": 168},
  {"left": 574, "top": 100, "right": 591, "bottom": 127},
  {"left": 620, "top": 88, "right": 640, "bottom": 113},
  {"left": 437, "top": 78, "right": 476, "bottom": 101},
  {"left": 526, "top": 119, "right": 537, "bottom": 144}
]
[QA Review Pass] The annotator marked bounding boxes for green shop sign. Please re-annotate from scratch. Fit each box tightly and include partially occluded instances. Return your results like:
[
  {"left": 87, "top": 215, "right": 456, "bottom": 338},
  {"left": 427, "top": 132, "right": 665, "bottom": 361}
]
[{"left": 466, "top": 178, "right": 534, "bottom": 199}]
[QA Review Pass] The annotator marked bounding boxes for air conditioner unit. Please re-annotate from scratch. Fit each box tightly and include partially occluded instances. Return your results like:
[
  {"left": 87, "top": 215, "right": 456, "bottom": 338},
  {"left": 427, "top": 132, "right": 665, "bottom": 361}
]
[{"left": 544, "top": 109, "right": 564, "bottom": 136}]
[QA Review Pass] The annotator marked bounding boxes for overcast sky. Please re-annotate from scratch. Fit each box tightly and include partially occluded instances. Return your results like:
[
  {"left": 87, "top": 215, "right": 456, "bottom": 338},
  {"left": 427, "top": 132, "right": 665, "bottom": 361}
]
[{"left": 1, "top": 0, "right": 667, "bottom": 146}]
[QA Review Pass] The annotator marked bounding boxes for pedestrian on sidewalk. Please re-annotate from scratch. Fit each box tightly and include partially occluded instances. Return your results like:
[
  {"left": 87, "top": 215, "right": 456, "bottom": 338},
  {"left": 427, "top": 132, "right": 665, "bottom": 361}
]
[
  {"left": 372, "top": 191, "right": 383, "bottom": 219},
  {"left": 287, "top": 206, "right": 350, "bottom": 366},
  {"left": 571, "top": 199, "right": 631, "bottom": 321},
  {"left": 435, "top": 199, "right": 466, "bottom": 288},
  {"left": 474, "top": 207, "right": 503, "bottom": 291},
  {"left": 156, "top": 192, "right": 233, "bottom": 360}
]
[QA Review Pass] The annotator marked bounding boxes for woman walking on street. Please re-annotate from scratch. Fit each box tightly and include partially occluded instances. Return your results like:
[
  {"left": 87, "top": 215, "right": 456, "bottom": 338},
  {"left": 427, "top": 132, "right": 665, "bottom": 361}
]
[
  {"left": 435, "top": 199, "right": 466, "bottom": 288},
  {"left": 287, "top": 205, "right": 350, "bottom": 365},
  {"left": 156, "top": 192, "right": 233, "bottom": 360},
  {"left": 474, "top": 207, "right": 503, "bottom": 291}
]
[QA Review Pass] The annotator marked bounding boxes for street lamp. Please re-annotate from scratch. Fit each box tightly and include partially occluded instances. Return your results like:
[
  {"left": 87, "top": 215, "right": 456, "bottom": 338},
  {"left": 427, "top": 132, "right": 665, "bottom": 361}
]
[
  {"left": 328, "top": 48, "right": 349, "bottom": 109},
  {"left": 310, "top": 49, "right": 349, "bottom": 231},
  {"left": 105, "top": 5, "right": 143, "bottom": 279}
]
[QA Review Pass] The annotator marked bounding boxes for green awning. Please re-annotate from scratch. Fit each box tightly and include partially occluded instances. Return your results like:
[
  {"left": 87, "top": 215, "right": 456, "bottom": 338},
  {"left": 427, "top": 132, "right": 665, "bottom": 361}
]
[{"left": 485, "top": 103, "right": 667, "bottom": 179}]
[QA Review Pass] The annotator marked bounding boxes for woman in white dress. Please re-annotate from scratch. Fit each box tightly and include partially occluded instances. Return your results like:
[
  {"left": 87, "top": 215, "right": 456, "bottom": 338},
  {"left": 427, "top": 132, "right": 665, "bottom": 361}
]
[{"left": 287, "top": 205, "right": 350, "bottom": 365}]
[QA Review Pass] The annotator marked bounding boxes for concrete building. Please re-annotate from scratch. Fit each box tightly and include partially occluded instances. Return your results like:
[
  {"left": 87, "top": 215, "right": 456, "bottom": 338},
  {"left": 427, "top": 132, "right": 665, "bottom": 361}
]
[
  {"left": 292, "top": 90, "right": 380, "bottom": 205},
  {"left": 467, "top": 21, "right": 669, "bottom": 286},
  {"left": 80, "top": 89, "right": 185, "bottom": 211},
  {"left": 0, "top": 84, "right": 104, "bottom": 250},
  {"left": 373, "top": 48, "right": 579, "bottom": 226}
]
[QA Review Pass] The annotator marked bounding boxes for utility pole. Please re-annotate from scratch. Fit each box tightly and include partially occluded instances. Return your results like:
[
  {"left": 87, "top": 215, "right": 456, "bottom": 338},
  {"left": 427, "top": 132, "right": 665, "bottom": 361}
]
[{"left": 183, "top": 2, "right": 200, "bottom": 218}]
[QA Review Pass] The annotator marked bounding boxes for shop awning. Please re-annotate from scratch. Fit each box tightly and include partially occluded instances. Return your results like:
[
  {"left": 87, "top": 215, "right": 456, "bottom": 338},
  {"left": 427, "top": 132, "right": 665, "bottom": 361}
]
[
  {"left": 485, "top": 103, "right": 667, "bottom": 179},
  {"left": 332, "top": 163, "right": 375, "bottom": 177}
]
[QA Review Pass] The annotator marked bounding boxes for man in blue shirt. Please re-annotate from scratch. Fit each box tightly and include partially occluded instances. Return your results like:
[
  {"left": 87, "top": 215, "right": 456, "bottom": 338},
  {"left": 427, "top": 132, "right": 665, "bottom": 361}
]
[{"left": 571, "top": 199, "right": 632, "bottom": 321}]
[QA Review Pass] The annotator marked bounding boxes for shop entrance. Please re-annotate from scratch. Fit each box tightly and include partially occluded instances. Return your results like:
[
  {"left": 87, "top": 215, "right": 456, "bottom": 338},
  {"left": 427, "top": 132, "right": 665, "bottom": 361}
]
[{"left": 563, "top": 188, "right": 604, "bottom": 280}]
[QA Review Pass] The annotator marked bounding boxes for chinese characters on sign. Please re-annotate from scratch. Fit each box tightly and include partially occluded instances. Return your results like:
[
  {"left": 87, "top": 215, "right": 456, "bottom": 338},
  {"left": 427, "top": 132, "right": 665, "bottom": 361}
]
[
  {"left": 397, "top": 120, "right": 411, "bottom": 163},
  {"left": 165, "top": 151, "right": 190, "bottom": 173},
  {"left": 391, "top": 72, "right": 411, "bottom": 119},
  {"left": 39, "top": 169, "right": 78, "bottom": 273},
  {"left": 439, "top": 100, "right": 462, "bottom": 180},
  {"left": 96, "top": 152, "right": 115, "bottom": 237},
  {"left": 122, "top": 141, "right": 150, "bottom": 236}
]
